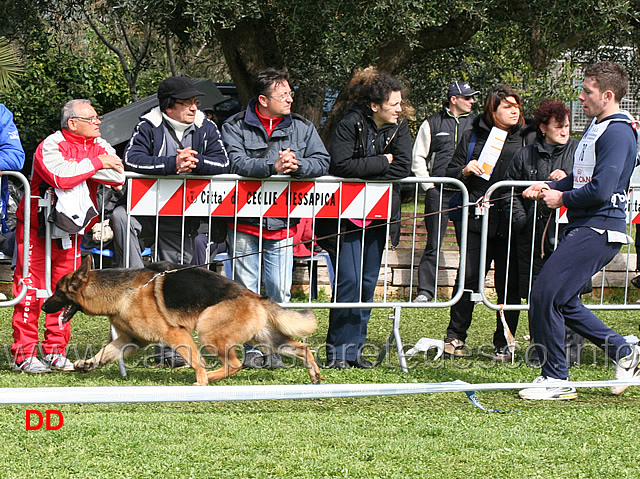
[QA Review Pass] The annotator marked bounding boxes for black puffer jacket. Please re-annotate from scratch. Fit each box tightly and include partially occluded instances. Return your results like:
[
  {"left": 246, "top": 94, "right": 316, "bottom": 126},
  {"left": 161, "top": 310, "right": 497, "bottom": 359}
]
[
  {"left": 329, "top": 104, "right": 412, "bottom": 180},
  {"left": 446, "top": 115, "right": 535, "bottom": 237},
  {"left": 316, "top": 104, "right": 412, "bottom": 260},
  {"left": 505, "top": 137, "right": 578, "bottom": 296}
]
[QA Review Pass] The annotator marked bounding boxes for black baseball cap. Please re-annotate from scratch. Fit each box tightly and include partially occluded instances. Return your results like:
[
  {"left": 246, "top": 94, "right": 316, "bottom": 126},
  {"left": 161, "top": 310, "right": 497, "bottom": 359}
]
[
  {"left": 447, "top": 81, "right": 480, "bottom": 99},
  {"left": 157, "top": 76, "right": 204, "bottom": 102}
]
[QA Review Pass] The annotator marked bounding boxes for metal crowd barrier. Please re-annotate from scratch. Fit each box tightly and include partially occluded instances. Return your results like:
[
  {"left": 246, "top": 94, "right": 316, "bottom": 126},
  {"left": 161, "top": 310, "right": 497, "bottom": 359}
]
[
  {"left": 91, "top": 174, "right": 468, "bottom": 372},
  {"left": 112, "top": 174, "right": 469, "bottom": 307},
  {"left": 481, "top": 180, "right": 640, "bottom": 312},
  {"left": 0, "top": 171, "right": 31, "bottom": 308}
]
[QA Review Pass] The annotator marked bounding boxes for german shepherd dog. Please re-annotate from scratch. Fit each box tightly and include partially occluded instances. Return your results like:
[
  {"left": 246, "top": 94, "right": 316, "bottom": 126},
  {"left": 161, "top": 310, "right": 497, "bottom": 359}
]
[{"left": 42, "top": 255, "right": 322, "bottom": 385}]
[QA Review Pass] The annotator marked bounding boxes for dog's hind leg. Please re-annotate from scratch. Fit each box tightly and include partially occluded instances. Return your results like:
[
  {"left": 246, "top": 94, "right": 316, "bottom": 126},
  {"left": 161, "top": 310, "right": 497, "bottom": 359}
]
[
  {"left": 74, "top": 333, "right": 137, "bottom": 372},
  {"left": 163, "top": 329, "right": 209, "bottom": 386},
  {"left": 277, "top": 339, "right": 323, "bottom": 384}
]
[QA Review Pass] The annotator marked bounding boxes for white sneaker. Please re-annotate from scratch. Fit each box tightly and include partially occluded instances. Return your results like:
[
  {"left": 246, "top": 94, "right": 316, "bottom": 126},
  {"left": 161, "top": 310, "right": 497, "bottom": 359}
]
[
  {"left": 12, "top": 357, "right": 51, "bottom": 373},
  {"left": 519, "top": 376, "right": 578, "bottom": 400},
  {"left": 414, "top": 294, "right": 431, "bottom": 303},
  {"left": 43, "top": 353, "right": 75, "bottom": 372},
  {"left": 611, "top": 344, "right": 640, "bottom": 395}
]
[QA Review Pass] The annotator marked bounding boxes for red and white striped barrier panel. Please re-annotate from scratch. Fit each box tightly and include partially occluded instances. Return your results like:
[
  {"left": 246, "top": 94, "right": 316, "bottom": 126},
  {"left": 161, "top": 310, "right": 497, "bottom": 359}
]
[
  {"left": 628, "top": 188, "right": 640, "bottom": 224},
  {"left": 128, "top": 178, "right": 391, "bottom": 219}
]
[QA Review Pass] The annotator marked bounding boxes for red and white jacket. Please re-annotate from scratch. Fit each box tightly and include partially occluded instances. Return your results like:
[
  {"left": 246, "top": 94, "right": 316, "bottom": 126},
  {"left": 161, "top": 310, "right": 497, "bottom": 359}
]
[{"left": 18, "top": 129, "right": 126, "bottom": 231}]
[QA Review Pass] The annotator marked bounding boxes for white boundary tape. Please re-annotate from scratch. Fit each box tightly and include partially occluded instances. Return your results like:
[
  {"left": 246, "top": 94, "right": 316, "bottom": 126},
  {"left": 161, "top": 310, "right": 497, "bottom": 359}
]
[{"left": 1, "top": 379, "right": 639, "bottom": 404}]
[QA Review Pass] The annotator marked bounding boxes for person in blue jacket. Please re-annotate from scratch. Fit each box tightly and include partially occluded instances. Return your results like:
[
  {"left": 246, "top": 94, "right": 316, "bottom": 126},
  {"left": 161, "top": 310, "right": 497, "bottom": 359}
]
[
  {"left": 110, "top": 76, "right": 229, "bottom": 368},
  {"left": 0, "top": 103, "right": 26, "bottom": 255},
  {"left": 111, "top": 76, "right": 230, "bottom": 269},
  {"left": 520, "top": 61, "right": 640, "bottom": 400}
]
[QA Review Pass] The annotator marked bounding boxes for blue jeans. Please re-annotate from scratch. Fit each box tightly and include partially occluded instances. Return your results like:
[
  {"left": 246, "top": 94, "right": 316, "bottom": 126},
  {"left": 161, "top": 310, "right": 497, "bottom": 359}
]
[
  {"left": 326, "top": 225, "right": 386, "bottom": 361},
  {"left": 227, "top": 229, "right": 293, "bottom": 303}
]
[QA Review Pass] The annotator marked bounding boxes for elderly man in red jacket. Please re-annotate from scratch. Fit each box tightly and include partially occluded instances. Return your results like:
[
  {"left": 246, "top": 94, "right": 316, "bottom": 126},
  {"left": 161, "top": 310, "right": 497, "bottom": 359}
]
[{"left": 11, "top": 99, "right": 126, "bottom": 373}]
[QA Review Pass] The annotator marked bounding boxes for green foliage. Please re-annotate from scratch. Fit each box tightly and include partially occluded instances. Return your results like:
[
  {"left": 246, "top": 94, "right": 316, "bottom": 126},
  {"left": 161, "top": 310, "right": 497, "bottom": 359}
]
[
  {"left": 0, "top": 37, "right": 23, "bottom": 91},
  {"left": 405, "top": 23, "right": 584, "bottom": 121},
  {"left": 2, "top": 0, "right": 640, "bottom": 155},
  {"left": 0, "top": 34, "right": 129, "bottom": 166}
]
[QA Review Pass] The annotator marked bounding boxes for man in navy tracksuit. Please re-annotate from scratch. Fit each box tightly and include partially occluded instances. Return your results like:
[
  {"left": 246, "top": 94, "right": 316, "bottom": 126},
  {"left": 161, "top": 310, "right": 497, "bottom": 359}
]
[{"left": 520, "top": 61, "right": 640, "bottom": 400}]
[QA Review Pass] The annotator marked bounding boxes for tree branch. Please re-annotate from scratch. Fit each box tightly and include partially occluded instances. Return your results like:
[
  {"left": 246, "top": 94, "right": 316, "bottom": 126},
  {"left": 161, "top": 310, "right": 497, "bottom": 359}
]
[{"left": 375, "top": 11, "right": 483, "bottom": 73}]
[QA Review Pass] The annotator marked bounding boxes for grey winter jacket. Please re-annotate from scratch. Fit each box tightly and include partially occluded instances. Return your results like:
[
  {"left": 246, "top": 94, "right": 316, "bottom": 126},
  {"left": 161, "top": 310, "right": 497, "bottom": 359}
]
[{"left": 221, "top": 100, "right": 330, "bottom": 230}]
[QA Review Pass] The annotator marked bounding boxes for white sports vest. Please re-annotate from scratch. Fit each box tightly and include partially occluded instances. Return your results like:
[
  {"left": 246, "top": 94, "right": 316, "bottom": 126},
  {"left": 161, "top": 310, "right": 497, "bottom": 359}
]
[{"left": 573, "top": 112, "right": 639, "bottom": 190}]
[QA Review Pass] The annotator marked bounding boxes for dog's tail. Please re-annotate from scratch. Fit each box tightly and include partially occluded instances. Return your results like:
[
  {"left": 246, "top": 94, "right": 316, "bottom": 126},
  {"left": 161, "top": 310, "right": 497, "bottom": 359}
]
[{"left": 266, "top": 302, "right": 317, "bottom": 339}]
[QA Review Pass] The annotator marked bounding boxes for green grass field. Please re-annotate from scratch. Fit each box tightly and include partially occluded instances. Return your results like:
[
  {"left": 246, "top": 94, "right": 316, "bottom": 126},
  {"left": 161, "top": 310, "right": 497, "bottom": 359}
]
[{"left": 0, "top": 298, "right": 639, "bottom": 478}]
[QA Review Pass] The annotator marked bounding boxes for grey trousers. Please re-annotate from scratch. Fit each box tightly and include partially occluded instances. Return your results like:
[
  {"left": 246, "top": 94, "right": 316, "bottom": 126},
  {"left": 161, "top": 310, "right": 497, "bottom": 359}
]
[{"left": 110, "top": 205, "right": 194, "bottom": 268}]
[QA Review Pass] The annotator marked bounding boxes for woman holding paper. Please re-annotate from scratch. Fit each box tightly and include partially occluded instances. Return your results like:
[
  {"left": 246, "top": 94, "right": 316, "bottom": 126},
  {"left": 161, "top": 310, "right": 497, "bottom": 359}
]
[
  {"left": 324, "top": 67, "right": 412, "bottom": 369},
  {"left": 444, "top": 84, "right": 535, "bottom": 362}
]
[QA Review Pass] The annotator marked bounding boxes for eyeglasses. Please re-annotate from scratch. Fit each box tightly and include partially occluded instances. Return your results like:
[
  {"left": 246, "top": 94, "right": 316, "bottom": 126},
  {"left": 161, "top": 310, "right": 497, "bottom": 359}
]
[
  {"left": 71, "top": 115, "right": 103, "bottom": 124},
  {"left": 268, "top": 91, "right": 295, "bottom": 102},
  {"left": 458, "top": 95, "right": 475, "bottom": 101},
  {"left": 174, "top": 99, "right": 202, "bottom": 107}
]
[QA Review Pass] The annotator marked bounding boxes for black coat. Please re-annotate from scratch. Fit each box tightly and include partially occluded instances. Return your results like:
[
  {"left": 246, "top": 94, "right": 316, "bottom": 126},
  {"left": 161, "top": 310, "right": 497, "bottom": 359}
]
[
  {"left": 317, "top": 104, "right": 412, "bottom": 261},
  {"left": 446, "top": 115, "right": 536, "bottom": 237},
  {"left": 329, "top": 105, "right": 412, "bottom": 180},
  {"left": 505, "top": 137, "right": 578, "bottom": 297}
]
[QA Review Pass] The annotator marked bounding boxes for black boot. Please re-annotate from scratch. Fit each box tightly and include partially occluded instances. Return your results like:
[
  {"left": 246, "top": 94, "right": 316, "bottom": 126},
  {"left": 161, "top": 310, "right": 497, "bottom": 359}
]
[{"left": 152, "top": 344, "right": 188, "bottom": 368}]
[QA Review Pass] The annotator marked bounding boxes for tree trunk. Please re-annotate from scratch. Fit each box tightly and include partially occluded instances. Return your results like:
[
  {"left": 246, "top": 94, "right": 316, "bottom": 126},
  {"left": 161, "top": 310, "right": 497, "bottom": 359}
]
[
  {"left": 216, "top": 13, "right": 482, "bottom": 144},
  {"left": 166, "top": 35, "right": 177, "bottom": 76},
  {"left": 217, "top": 19, "right": 284, "bottom": 107}
]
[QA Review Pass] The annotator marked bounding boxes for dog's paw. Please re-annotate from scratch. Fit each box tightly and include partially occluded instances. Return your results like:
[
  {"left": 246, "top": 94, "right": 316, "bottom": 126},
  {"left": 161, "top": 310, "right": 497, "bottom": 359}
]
[
  {"left": 74, "top": 360, "right": 94, "bottom": 372},
  {"left": 311, "top": 373, "right": 325, "bottom": 384}
]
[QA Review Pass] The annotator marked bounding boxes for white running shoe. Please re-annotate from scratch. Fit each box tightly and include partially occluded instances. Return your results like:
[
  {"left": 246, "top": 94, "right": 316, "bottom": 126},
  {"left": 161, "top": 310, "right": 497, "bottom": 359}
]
[
  {"left": 43, "top": 353, "right": 75, "bottom": 372},
  {"left": 12, "top": 357, "right": 51, "bottom": 373},
  {"left": 519, "top": 376, "right": 578, "bottom": 401},
  {"left": 414, "top": 294, "right": 431, "bottom": 303},
  {"left": 611, "top": 344, "right": 640, "bottom": 395}
]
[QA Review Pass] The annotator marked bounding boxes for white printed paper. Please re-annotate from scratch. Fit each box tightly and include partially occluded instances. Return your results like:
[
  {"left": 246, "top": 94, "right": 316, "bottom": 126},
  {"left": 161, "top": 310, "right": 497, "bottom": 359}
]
[{"left": 477, "top": 127, "right": 507, "bottom": 180}]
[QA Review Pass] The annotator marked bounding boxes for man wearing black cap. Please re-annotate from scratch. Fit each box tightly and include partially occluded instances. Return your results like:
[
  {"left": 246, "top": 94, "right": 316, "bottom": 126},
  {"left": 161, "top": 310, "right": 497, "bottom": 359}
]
[
  {"left": 411, "top": 81, "right": 479, "bottom": 302},
  {"left": 111, "top": 76, "right": 229, "bottom": 268},
  {"left": 110, "top": 76, "right": 230, "bottom": 367}
]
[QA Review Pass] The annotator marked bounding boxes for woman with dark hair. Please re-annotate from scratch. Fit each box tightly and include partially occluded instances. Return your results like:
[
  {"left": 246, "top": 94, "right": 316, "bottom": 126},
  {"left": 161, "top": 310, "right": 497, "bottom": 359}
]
[
  {"left": 506, "top": 100, "right": 578, "bottom": 298},
  {"left": 325, "top": 67, "right": 412, "bottom": 369},
  {"left": 444, "top": 84, "right": 535, "bottom": 361}
]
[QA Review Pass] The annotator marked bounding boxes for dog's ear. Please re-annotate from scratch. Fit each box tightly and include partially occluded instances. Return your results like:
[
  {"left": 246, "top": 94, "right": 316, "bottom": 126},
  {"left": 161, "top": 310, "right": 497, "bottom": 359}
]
[
  {"left": 79, "top": 254, "right": 93, "bottom": 274},
  {"left": 69, "top": 255, "right": 93, "bottom": 290}
]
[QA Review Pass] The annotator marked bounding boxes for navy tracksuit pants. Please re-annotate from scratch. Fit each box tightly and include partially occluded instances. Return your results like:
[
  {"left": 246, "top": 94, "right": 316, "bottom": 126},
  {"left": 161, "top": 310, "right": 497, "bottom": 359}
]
[{"left": 529, "top": 227, "right": 630, "bottom": 379}]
